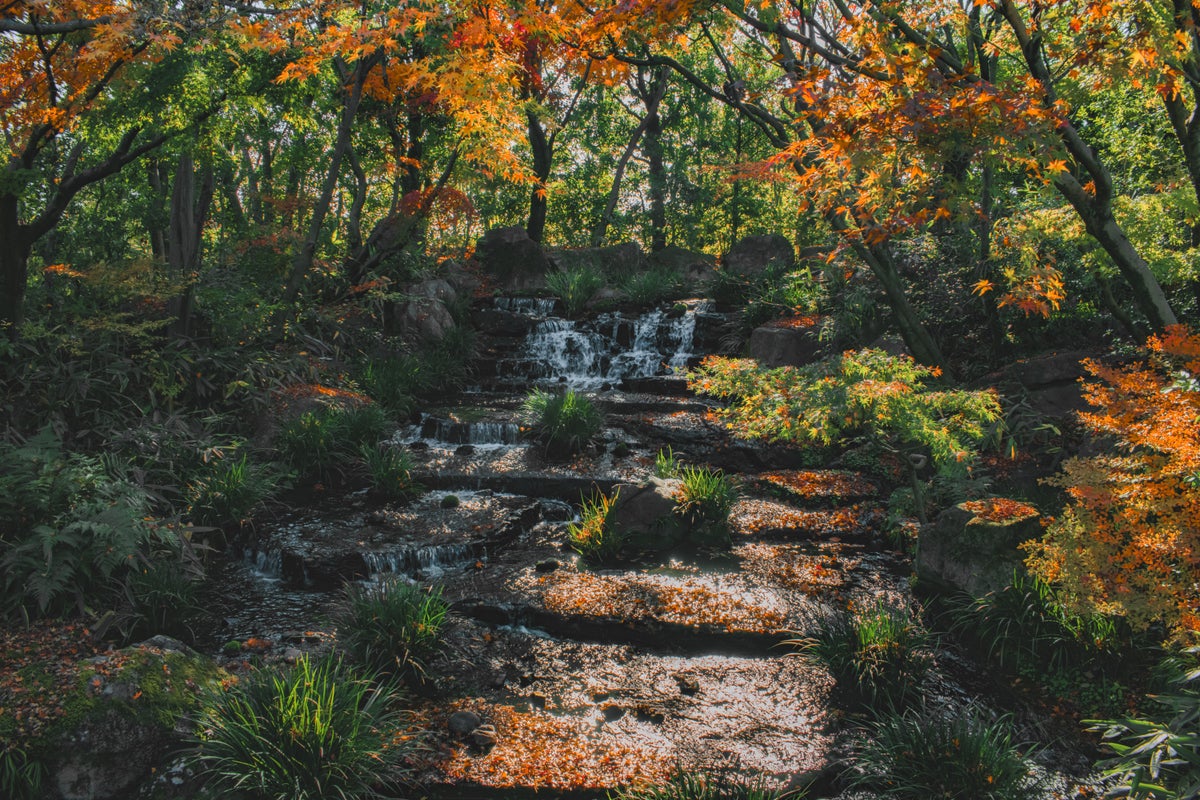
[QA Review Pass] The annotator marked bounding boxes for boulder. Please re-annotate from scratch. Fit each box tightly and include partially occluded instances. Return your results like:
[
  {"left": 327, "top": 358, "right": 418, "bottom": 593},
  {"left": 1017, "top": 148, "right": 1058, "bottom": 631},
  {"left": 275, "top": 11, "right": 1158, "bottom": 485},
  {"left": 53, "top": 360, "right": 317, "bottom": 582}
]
[
  {"left": 749, "top": 317, "right": 825, "bottom": 368},
  {"left": 396, "top": 296, "right": 456, "bottom": 342},
  {"left": 409, "top": 277, "right": 458, "bottom": 305},
  {"left": 650, "top": 245, "right": 719, "bottom": 288},
  {"left": 608, "top": 477, "right": 684, "bottom": 550},
  {"left": 916, "top": 499, "right": 1042, "bottom": 596},
  {"left": 475, "top": 226, "right": 551, "bottom": 291},
  {"left": 979, "top": 349, "right": 1095, "bottom": 419},
  {"left": 438, "top": 259, "right": 481, "bottom": 298},
  {"left": 42, "top": 641, "right": 226, "bottom": 800},
  {"left": 552, "top": 242, "right": 645, "bottom": 279},
  {"left": 724, "top": 234, "right": 795, "bottom": 278}
]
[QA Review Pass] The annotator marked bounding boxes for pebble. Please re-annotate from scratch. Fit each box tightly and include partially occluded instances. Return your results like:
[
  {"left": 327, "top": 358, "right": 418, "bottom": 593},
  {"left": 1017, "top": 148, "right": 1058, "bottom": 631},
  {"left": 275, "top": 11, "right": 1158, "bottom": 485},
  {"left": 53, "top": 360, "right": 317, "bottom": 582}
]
[
  {"left": 535, "top": 558, "right": 560, "bottom": 573},
  {"left": 448, "top": 710, "right": 483, "bottom": 737}
]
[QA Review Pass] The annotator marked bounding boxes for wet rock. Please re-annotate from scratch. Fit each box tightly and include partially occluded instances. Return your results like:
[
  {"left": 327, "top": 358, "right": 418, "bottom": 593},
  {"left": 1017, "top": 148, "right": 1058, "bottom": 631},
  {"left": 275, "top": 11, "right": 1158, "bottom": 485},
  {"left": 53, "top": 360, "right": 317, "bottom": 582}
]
[
  {"left": 608, "top": 477, "right": 684, "bottom": 550},
  {"left": 449, "top": 710, "right": 484, "bottom": 737},
  {"left": 475, "top": 226, "right": 551, "bottom": 291},
  {"left": 472, "top": 306, "right": 535, "bottom": 337},
  {"left": 749, "top": 324, "right": 823, "bottom": 368},
  {"left": 724, "top": 234, "right": 795, "bottom": 278},
  {"left": 916, "top": 500, "right": 1042, "bottom": 596}
]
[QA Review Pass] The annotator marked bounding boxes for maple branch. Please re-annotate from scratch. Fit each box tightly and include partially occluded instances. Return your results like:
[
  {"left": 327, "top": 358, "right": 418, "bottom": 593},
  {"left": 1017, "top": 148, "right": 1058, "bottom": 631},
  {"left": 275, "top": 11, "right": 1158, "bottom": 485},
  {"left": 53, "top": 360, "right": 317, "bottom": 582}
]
[{"left": 0, "top": 16, "right": 114, "bottom": 35}]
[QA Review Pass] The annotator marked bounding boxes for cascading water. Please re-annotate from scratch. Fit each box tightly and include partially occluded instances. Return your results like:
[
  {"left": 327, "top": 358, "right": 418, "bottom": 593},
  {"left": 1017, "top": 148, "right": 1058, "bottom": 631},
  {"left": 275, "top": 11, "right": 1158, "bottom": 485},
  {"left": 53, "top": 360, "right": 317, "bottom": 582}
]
[
  {"left": 490, "top": 299, "right": 710, "bottom": 389},
  {"left": 362, "top": 542, "right": 477, "bottom": 578}
]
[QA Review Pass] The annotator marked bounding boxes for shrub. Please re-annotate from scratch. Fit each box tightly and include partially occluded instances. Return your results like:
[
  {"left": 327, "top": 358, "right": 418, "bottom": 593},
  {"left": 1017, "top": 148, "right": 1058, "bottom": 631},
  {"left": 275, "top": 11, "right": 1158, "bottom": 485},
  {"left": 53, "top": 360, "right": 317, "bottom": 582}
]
[
  {"left": 186, "top": 452, "right": 280, "bottom": 526},
  {"left": 439, "top": 494, "right": 460, "bottom": 509},
  {"left": 277, "top": 404, "right": 388, "bottom": 482},
  {"left": 521, "top": 388, "right": 604, "bottom": 457},
  {"left": 788, "top": 601, "right": 932, "bottom": 710},
  {"left": 546, "top": 266, "right": 604, "bottom": 317},
  {"left": 948, "top": 572, "right": 1129, "bottom": 675},
  {"left": 0, "top": 429, "right": 176, "bottom": 619},
  {"left": 568, "top": 490, "right": 625, "bottom": 564},
  {"left": 1091, "top": 650, "right": 1200, "bottom": 800},
  {"left": 124, "top": 544, "right": 205, "bottom": 640},
  {"left": 620, "top": 266, "right": 680, "bottom": 306},
  {"left": 850, "top": 708, "right": 1043, "bottom": 799},
  {"left": 192, "top": 655, "right": 412, "bottom": 800},
  {"left": 359, "top": 445, "right": 421, "bottom": 501},
  {"left": 674, "top": 465, "right": 738, "bottom": 546},
  {"left": 609, "top": 770, "right": 789, "bottom": 800},
  {"left": 1024, "top": 327, "right": 1200, "bottom": 640},
  {"left": 337, "top": 579, "right": 448, "bottom": 680}
]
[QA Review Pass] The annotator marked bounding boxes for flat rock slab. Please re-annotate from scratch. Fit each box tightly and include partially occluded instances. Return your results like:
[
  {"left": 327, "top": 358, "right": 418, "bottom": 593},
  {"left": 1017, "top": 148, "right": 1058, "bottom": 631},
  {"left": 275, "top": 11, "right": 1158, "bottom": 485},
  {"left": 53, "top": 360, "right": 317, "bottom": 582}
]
[
  {"left": 752, "top": 469, "right": 881, "bottom": 506},
  {"left": 730, "top": 497, "right": 886, "bottom": 541},
  {"left": 421, "top": 623, "right": 834, "bottom": 791}
]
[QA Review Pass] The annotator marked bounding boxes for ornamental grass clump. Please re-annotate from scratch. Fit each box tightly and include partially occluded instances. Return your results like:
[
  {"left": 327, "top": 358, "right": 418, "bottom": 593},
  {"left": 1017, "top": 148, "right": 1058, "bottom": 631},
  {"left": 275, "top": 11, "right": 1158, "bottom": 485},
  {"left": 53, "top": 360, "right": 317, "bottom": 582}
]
[
  {"left": 546, "top": 265, "right": 604, "bottom": 317},
  {"left": 359, "top": 444, "right": 421, "bottom": 501},
  {"left": 788, "top": 600, "right": 933, "bottom": 710},
  {"left": 610, "top": 769, "right": 790, "bottom": 800},
  {"left": 850, "top": 708, "right": 1043, "bottom": 800},
  {"left": 338, "top": 579, "right": 448, "bottom": 681},
  {"left": 521, "top": 388, "right": 604, "bottom": 457},
  {"left": 192, "top": 655, "right": 412, "bottom": 800},
  {"left": 674, "top": 465, "right": 738, "bottom": 546},
  {"left": 567, "top": 489, "right": 625, "bottom": 564}
]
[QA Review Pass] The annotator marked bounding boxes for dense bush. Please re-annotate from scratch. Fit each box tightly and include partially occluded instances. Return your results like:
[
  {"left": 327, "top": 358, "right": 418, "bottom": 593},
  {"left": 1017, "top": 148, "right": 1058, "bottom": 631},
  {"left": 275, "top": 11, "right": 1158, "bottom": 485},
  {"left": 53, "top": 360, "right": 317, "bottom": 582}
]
[
  {"left": 520, "top": 388, "right": 603, "bottom": 457},
  {"left": 0, "top": 429, "right": 184, "bottom": 620},
  {"left": 850, "top": 708, "right": 1043, "bottom": 799},
  {"left": 337, "top": 579, "right": 448, "bottom": 680},
  {"left": 186, "top": 452, "right": 281, "bottom": 526},
  {"left": 789, "top": 601, "right": 933, "bottom": 710},
  {"left": 277, "top": 403, "right": 388, "bottom": 482},
  {"left": 192, "top": 655, "right": 412, "bottom": 800}
]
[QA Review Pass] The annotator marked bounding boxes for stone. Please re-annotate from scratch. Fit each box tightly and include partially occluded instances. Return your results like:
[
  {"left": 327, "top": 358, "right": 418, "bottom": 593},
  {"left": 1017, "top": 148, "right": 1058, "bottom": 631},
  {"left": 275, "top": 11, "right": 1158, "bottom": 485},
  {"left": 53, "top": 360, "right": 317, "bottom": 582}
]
[
  {"left": 438, "top": 259, "right": 481, "bottom": 297},
  {"left": 586, "top": 286, "right": 629, "bottom": 310},
  {"left": 724, "top": 234, "right": 795, "bottom": 278},
  {"left": 470, "top": 723, "right": 499, "bottom": 750},
  {"left": 408, "top": 277, "right": 458, "bottom": 304},
  {"left": 916, "top": 499, "right": 1043, "bottom": 597},
  {"left": 396, "top": 295, "right": 455, "bottom": 342},
  {"left": 474, "top": 226, "right": 551, "bottom": 291},
  {"left": 535, "top": 558, "right": 560, "bottom": 573},
  {"left": 449, "top": 710, "right": 483, "bottom": 738},
  {"left": 607, "top": 477, "right": 684, "bottom": 550},
  {"left": 552, "top": 242, "right": 645, "bottom": 279},
  {"left": 749, "top": 320, "right": 824, "bottom": 368},
  {"left": 649, "top": 245, "right": 718, "bottom": 287},
  {"left": 471, "top": 307, "right": 534, "bottom": 337}
]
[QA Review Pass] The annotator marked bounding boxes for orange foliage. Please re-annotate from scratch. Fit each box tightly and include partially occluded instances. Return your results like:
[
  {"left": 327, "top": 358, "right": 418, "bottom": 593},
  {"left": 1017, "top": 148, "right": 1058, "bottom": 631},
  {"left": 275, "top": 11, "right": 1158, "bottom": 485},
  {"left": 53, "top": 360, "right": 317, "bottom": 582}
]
[
  {"left": 961, "top": 497, "right": 1039, "bottom": 523},
  {"left": 540, "top": 572, "right": 787, "bottom": 634},
  {"left": 434, "top": 701, "right": 669, "bottom": 789},
  {"left": 1025, "top": 327, "right": 1200, "bottom": 639}
]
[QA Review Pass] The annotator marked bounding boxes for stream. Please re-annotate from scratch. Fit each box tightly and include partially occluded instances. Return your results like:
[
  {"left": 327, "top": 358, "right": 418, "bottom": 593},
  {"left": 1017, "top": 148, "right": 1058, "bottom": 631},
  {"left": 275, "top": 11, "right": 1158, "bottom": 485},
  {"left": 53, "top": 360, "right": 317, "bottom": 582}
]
[{"left": 205, "top": 296, "right": 1102, "bottom": 797}]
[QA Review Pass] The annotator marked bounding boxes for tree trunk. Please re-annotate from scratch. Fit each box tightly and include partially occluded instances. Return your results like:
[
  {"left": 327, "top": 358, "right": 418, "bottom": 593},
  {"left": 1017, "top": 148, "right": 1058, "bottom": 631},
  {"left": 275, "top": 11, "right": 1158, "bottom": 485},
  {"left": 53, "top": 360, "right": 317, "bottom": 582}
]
[
  {"left": 166, "top": 153, "right": 213, "bottom": 340},
  {"left": 281, "top": 56, "right": 374, "bottom": 308},
  {"left": 0, "top": 194, "right": 32, "bottom": 334},
  {"left": 526, "top": 110, "right": 553, "bottom": 243}
]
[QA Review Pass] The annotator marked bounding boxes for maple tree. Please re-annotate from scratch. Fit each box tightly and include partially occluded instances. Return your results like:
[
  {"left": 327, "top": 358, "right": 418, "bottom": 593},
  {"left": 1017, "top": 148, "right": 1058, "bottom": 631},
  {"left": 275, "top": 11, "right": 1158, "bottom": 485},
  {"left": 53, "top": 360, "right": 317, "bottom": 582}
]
[{"left": 1025, "top": 326, "right": 1200, "bottom": 640}]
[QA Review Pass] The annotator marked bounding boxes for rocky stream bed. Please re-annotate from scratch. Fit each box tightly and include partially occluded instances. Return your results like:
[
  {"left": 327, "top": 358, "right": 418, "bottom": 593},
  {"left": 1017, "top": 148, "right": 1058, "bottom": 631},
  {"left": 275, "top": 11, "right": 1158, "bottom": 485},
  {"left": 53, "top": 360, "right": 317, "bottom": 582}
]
[{"left": 190, "top": 297, "right": 1104, "bottom": 799}]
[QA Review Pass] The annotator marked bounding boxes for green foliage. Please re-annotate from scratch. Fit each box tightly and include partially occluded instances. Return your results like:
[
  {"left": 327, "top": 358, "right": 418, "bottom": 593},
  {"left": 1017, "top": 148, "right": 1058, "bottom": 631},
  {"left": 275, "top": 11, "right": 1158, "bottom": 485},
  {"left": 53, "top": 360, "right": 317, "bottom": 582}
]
[
  {"left": 567, "top": 490, "right": 626, "bottom": 564},
  {"left": 192, "top": 655, "right": 412, "bottom": 800},
  {"left": 337, "top": 579, "right": 448, "bottom": 680},
  {"left": 520, "top": 388, "right": 604, "bottom": 457},
  {"left": 359, "top": 445, "right": 421, "bottom": 501},
  {"left": 439, "top": 494, "right": 460, "bottom": 509},
  {"left": 609, "top": 770, "right": 791, "bottom": 800},
  {"left": 124, "top": 545, "right": 205, "bottom": 640},
  {"left": 655, "top": 446, "right": 681, "bottom": 478},
  {"left": 948, "top": 572, "right": 1129, "bottom": 676},
  {"left": 1090, "top": 651, "right": 1200, "bottom": 800},
  {"left": 277, "top": 404, "right": 387, "bottom": 482},
  {"left": 358, "top": 334, "right": 473, "bottom": 416},
  {"left": 186, "top": 452, "right": 281, "bottom": 526},
  {"left": 0, "top": 429, "right": 177, "bottom": 619},
  {"left": 689, "top": 349, "right": 1002, "bottom": 477},
  {"left": 0, "top": 747, "right": 45, "bottom": 800},
  {"left": 674, "top": 465, "right": 738, "bottom": 546},
  {"left": 546, "top": 266, "right": 604, "bottom": 317},
  {"left": 619, "top": 266, "right": 681, "bottom": 306},
  {"left": 850, "top": 708, "right": 1043, "bottom": 799},
  {"left": 788, "top": 601, "right": 932, "bottom": 710}
]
